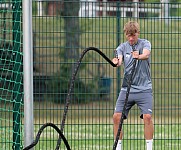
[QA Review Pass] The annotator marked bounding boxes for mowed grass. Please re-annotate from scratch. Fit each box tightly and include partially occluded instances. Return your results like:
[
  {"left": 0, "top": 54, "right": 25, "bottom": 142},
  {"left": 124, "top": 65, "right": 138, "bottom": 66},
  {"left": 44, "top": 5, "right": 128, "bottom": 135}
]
[
  {"left": 31, "top": 104, "right": 181, "bottom": 150},
  {"left": 30, "top": 122, "right": 181, "bottom": 150},
  {"left": 33, "top": 101, "right": 181, "bottom": 150},
  {"left": 0, "top": 100, "right": 181, "bottom": 149}
]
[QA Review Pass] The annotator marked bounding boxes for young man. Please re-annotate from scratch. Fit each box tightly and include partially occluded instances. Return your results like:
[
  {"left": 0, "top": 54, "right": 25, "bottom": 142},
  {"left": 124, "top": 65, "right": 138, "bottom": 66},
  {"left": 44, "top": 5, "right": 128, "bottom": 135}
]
[{"left": 112, "top": 21, "right": 154, "bottom": 150}]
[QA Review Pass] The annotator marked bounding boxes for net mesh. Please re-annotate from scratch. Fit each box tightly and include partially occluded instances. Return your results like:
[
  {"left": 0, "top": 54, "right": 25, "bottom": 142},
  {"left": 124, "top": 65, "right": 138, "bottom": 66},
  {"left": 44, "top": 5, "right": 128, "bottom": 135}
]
[{"left": 0, "top": 1, "right": 23, "bottom": 149}]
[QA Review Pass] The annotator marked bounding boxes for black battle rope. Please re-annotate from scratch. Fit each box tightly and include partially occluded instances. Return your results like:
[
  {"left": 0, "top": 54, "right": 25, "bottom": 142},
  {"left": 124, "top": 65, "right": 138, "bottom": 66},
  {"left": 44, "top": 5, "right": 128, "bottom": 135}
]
[
  {"left": 23, "top": 47, "right": 116, "bottom": 150},
  {"left": 55, "top": 47, "right": 117, "bottom": 150},
  {"left": 113, "top": 45, "right": 138, "bottom": 150},
  {"left": 23, "top": 123, "right": 71, "bottom": 150}
]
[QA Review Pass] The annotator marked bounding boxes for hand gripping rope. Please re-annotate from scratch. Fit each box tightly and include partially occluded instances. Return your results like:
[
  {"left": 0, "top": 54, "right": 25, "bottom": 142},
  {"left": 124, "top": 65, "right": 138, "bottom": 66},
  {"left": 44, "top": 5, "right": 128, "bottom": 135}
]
[
  {"left": 23, "top": 47, "right": 116, "bottom": 150},
  {"left": 113, "top": 45, "right": 138, "bottom": 150}
]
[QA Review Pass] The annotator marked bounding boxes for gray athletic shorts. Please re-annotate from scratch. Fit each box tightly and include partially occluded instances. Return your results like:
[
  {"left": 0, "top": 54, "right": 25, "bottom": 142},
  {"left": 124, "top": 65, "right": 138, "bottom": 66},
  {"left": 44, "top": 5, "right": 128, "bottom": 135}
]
[{"left": 114, "top": 90, "right": 153, "bottom": 119}]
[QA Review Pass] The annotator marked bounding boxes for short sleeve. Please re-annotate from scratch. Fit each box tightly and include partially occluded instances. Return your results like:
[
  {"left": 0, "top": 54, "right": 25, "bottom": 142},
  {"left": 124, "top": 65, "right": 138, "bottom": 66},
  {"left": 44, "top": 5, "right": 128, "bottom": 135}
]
[
  {"left": 116, "top": 44, "right": 124, "bottom": 57},
  {"left": 143, "top": 40, "right": 151, "bottom": 51}
]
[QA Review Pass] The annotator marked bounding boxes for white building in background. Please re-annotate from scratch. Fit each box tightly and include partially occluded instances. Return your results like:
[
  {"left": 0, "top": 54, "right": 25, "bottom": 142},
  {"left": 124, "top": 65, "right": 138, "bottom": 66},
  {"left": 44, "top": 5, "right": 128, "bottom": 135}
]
[
  {"left": 79, "top": 0, "right": 97, "bottom": 17},
  {"left": 37, "top": 0, "right": 43, "bottom": 16},
  {"left": 78, "top": 0, "right": 142, "bottom": 18},
  {"left": 36, "top": 0, "right": 171, "bottom": 21}
]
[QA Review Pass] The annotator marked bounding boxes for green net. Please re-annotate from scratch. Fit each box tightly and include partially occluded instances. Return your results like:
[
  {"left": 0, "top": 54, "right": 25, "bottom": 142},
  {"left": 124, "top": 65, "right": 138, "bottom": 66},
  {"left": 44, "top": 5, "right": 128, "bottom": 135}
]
[{"left": 0, "top": 1, "right": 23, "bottom": 149}]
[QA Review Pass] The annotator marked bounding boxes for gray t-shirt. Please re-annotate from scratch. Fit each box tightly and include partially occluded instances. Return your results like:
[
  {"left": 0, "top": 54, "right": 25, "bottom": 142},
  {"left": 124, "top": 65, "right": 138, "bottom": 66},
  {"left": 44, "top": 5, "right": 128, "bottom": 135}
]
[{"left": 116, "top": 38, "right": 152, "bottom": 93}]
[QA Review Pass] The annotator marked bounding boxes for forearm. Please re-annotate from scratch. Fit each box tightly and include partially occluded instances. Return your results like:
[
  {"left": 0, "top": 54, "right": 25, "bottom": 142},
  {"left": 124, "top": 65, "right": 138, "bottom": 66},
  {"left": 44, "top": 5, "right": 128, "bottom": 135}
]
[
  {"left": 137, "top": 49, "right": 150, "bottom": 60},
  {"left": 138, "top": 53, "right": 149, "bottom": 60}
]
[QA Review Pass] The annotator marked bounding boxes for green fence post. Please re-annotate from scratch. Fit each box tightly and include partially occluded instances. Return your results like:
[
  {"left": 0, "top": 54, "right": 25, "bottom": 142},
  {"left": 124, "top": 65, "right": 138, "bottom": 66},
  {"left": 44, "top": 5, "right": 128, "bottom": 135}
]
[
  {"left": 116, "top": 1, "right": 121, "bottom": 96},
  {"left": 12, "top": 1, "right": 22, "bottom": 150}
]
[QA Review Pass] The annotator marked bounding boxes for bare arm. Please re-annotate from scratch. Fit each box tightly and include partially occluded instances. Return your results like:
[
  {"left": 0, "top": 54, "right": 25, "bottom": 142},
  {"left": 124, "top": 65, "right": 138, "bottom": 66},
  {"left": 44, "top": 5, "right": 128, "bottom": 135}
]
[{"left": 132, "top": 49, "right": 150, "bottom": 60}]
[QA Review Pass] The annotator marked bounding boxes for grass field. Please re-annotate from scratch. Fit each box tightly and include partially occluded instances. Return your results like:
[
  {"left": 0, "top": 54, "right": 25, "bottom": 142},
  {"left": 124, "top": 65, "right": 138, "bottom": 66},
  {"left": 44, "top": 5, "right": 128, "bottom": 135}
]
[
  {"left": 32, "top": 100, "right": 180, "bottom": 150},
  {"left": 0, "top": 98, "right": 181, "bottom": 149}
]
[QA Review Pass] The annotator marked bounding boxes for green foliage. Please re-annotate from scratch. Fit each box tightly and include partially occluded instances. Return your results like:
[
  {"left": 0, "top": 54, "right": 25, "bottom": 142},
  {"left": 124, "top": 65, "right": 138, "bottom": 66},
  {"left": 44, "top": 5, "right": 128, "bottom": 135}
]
[
  {"left": 144, "top": 0, "right": 160, "bottom": 2},
  {"left": 44, "top": 12, "right": 99, "bottom": 103},
  {"left": 32, "top": 1, "right": 37, "bottom": 15},
  {"left": 47, "top": 62, "right": 97, "bottom": 104},
  {"left": 144, "top": 0, "right": 179, "bottom": 2}
]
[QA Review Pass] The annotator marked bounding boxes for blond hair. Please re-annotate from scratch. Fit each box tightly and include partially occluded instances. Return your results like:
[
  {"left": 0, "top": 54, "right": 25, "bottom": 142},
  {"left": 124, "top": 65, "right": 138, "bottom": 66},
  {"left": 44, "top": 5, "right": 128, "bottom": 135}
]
[{"left": 123, "top": 21, "right": 140, "bottom": 35}]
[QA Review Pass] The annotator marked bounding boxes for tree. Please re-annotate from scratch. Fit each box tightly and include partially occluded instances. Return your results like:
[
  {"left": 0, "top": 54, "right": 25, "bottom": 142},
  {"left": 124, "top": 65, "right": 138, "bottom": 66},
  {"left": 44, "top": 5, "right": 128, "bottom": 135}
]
[{"left": 63, "top": 0, "right": 80, "bottom": 60}]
